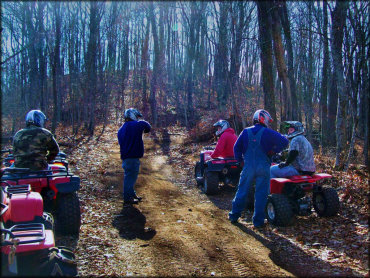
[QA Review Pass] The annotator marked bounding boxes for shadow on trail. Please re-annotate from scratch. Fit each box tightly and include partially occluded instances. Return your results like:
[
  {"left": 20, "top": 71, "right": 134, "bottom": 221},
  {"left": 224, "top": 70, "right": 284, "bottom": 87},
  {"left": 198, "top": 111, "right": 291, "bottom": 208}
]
[
  {"left": 152, "top": 128, "right": 171, "bottom": 157},
  {"left": 232, "top": 222, "right": 362, "bottom": 277},
  {"left": 112, "top": 205, "right": 156, "bottom": 241}
]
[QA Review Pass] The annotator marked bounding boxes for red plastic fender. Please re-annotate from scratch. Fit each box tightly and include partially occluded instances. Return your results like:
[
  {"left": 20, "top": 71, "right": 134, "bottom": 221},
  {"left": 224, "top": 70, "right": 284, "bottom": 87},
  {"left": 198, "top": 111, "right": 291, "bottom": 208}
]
[{"left": 270, "top": 178, "right": 292, "bottom": 194}]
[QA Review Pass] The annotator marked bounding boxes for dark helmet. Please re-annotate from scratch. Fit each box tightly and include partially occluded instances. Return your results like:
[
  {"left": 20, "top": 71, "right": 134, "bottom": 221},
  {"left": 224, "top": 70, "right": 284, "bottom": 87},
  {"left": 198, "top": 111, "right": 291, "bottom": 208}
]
[
  {"left": 124, "top": 108, "right": 142, "bottom": 121},
  {"left": 282, "top": 121, "right": 305, "bottom": 139},
  {"left": 25, "top": 110, "right": 47, "bottom": 128},
  {"left": 213, "top": 120, "right": 230, "bottom": 136},
  {"left": 253, "top": 109, "right": 273, "bottom": 127}
]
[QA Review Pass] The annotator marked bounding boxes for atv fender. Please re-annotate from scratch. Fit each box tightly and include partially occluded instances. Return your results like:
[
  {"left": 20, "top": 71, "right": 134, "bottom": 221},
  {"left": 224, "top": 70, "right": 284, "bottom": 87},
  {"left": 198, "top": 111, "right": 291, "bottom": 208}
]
[
  {"left": 206, "top": 161, "right": 225, "bottom": 172},
  {"left": 55, "top": 176, "right": 80, "bottom": 193}
]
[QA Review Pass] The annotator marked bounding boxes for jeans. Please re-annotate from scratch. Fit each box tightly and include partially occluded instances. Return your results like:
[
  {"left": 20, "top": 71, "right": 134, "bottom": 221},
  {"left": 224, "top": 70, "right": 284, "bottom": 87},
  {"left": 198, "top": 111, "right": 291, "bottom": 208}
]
[
  {"left": 270, "top": 165, "right": 300, "bottom": 178},
  {"left": 122, "top": 158, "right": 140, "bottom": 201}
]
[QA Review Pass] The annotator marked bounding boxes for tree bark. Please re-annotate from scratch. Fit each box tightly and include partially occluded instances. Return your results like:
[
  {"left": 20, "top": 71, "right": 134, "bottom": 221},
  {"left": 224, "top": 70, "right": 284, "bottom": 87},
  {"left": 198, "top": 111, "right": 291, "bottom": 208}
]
[
  {"left": 271, "top": 2, "right": 292, "bottom": 121},
  {"left": 331, "top": 0, "right": 349, "bottom": 167},
  {"left": 320, "top": 0, "right": 330, "bottom": 148},
  {"left": 256, "top": 1, "right": 277, "bottom": 129},
  {"left": 278, "top": 1, "right": 298, "bottom": 120}
]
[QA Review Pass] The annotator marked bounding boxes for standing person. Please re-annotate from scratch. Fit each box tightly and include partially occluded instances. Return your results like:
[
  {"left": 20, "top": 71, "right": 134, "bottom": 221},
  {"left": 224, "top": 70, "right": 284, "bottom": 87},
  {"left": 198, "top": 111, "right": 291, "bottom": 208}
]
[
  {"left": 270, "top": 121, "right": 316, "bottom": 178},
  {"left": 117, "top": 108, "right": 151, "bottom": 205},
  {"left": 13, "top": 110, "right": 59, "bottom": 171},
  {"left": 229, "top": 109, "right": 288, "bottom": 228},
  {"left": 210, "top": 120, "right": 238, "bottom": 159}
]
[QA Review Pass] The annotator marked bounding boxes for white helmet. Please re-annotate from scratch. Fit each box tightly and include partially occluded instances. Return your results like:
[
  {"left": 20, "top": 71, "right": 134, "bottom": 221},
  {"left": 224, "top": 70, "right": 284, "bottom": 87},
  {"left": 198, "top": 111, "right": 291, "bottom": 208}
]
[
  {"left": 25, "top": 110, "right": 47, "bottom": 128},
  {"left": 124, "top": 108, "right": 143, "bottom": 121},
  {"left": 213, "top": 120, "right": 230, "bottom": 136},
  {"left": 253, "top": 109, "right": 273, "bottom": 127}
]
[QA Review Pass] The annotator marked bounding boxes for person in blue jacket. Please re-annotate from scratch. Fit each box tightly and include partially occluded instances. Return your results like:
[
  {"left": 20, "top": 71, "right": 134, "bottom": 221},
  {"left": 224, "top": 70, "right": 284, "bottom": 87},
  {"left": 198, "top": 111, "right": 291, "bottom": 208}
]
[
  {"left": 117, "top": 108, "right": 151, "bottom": 205},
  {"left": 229, "top": 109, "right": 288, "bottom": 228}
]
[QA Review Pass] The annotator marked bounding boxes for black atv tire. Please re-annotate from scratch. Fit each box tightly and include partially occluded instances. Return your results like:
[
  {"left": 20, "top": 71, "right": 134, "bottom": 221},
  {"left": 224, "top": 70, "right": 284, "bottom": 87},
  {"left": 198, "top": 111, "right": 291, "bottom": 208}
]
[
  {"left": 55, "top": 192, "right": 81, "bottom": 235},
  {"left": 202, "top": 170, "right": 219, "bottom": 195},
  {"left": 265, "top": 194, "right": 294, "bottom": 226},
  {"left": 313, "top": 187, "right": 340, "bottom": 217},
  {"left": 194, "top": 162, "right": 203, "bottom": 186}
]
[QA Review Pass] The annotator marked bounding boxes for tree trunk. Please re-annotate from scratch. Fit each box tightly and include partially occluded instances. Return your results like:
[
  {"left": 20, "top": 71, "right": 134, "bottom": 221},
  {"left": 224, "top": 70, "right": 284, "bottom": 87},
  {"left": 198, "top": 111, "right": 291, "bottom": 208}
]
[
  {"left": 52, "top": 2, "right": 62, "bottom": 134},
  {"left": 320, "top": 0, "right": 330, "bottom": 148},
  {"left": 331, "top": 0, "right": 349, "bottom": 167},
  {"left": 278, "top": 1, "right": 298, "bottom": 120},
  {"left": 256, "top": 1, "right": 277, "bottom": 129},
  {"left": 271, "top": 2, "right": 292, "bottom": 121}
]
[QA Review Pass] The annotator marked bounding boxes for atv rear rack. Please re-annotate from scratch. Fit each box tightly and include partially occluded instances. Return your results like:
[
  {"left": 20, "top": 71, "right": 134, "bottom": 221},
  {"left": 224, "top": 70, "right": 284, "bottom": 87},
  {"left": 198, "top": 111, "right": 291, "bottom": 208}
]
[
  {"left": 3, "top": 184, "right": 32, "bottom": 197},
  {"left": 2, "top": 223, "right": 46, "bottom": 246}
]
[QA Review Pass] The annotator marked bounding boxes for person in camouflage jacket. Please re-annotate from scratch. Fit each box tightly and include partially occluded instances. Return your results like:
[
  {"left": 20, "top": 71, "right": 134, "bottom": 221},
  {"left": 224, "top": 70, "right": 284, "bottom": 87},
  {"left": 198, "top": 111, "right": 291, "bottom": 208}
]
[{"left": 13, "top": 110, "right": 59, "bottom": 170}]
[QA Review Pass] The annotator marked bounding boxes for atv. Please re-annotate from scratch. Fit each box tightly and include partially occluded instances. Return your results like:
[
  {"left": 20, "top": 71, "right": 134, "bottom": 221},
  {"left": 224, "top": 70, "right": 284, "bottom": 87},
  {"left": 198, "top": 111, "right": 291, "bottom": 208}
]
[
  {"left": 1, "top": 183, "right": 77, "bottom": 276},
  {"left": 194, "top": 147, "right": 242, "bottom": 195},
  {"left": 265, "top": 173, "right": 340, "bottom": 226},
  {"left": 0, "top": 152, "right": 81, "bottom": 235}
]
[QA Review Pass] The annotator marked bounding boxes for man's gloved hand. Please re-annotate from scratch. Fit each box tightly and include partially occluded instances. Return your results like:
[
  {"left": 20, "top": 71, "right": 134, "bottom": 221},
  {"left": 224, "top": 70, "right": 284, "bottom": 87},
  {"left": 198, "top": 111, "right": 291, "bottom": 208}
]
[{"left": 278, "top": 162, "right": 288, "bottom": 168}]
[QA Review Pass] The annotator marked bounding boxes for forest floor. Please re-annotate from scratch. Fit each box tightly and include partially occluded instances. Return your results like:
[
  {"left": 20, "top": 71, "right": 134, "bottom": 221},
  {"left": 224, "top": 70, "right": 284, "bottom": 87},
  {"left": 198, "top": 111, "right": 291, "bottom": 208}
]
[{"left": 54, "top": 124, "right": 368, "bottom": 277}]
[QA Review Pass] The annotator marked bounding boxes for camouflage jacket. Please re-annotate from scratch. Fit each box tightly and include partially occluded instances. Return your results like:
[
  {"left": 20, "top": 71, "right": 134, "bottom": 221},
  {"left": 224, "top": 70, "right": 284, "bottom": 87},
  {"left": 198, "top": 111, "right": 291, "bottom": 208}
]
[
  {"left": 13, "top": 125, "right": 59, "bottom": 170},
  {"left": 289, "top": 135, "right": 316, "bottom": 172}
]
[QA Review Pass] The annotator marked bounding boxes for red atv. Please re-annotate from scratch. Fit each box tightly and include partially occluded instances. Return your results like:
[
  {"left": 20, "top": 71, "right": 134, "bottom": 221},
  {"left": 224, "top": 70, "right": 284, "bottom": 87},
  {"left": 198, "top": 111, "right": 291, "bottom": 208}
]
[
  {"left": 266, "top": 173, "right": 340, "bottom": 226},
  {"left": 1, "top": 152, "right": 81, "bottom": 235},
  {"left": 194, "top": 147, "right": 242, "bottom": 195},
  {"left": 1, "top": 183, "right": 77, "bottom": 276}
]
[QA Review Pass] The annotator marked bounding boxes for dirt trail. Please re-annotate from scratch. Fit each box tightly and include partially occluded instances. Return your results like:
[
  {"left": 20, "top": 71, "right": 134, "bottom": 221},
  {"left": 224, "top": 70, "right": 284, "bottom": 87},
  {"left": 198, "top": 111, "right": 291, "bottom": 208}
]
[{"left": 74, "top": 133, "right": 292, "bottom": 277}]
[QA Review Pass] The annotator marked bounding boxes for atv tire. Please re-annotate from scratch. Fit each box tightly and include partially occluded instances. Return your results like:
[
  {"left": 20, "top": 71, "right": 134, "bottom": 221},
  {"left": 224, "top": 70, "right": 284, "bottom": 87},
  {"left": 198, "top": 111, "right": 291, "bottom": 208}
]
[
  {"left": 313, "top": 187, "right": 340, "bottom": 217},
  {"left": 202, "top": 170, "right": 219, "bottom": 195},
  {"left": 265, "top": 194, "right": 293, "bottom": 226},
  {"left": 55, "top": 192, "right": 81, "bottom": 235},
  {"left": 194, "top": 162, "right": 203, "bottom": 186}
]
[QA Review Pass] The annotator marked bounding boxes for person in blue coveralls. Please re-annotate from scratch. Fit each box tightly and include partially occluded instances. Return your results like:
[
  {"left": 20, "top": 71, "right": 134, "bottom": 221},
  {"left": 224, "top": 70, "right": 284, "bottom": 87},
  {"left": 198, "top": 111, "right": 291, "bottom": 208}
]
[
  {"left": 117, "top": 108, "right": 151, "bottom": 205},
  {"left": 229, "top": 109, "right": 289, "bottom": 228}
]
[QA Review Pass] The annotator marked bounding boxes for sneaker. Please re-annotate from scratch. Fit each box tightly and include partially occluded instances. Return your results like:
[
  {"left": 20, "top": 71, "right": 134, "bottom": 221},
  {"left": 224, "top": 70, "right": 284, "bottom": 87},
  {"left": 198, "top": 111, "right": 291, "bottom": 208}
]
[
  {"left": 252, "top": 224, "right": 266, "bottom": 231},
  {"left": 134, "top": 195, "right": 143, "bottom": 202},
  {"left": 229, "top": 218, "right": 239, "bottom": 224},
  {"left": 124, "top": 199, "right": 139, "bottom": 205}
]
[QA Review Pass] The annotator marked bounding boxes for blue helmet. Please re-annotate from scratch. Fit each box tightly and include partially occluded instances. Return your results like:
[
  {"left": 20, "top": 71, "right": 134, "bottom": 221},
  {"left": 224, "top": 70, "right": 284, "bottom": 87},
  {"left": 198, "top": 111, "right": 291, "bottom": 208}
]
[
  {"left": 25, "top": 110, "right": 47, "bottom": 127},
  {"left": 124, "top": 108, "right": 142, "bottom": 121}
]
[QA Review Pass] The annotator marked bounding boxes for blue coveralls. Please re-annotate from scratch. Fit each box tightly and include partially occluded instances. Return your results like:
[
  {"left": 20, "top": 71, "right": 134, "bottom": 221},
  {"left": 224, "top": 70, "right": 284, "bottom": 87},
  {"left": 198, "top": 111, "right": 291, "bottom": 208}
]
[{"left": 229, "top": 127, "right": 271, "bottom": 227}]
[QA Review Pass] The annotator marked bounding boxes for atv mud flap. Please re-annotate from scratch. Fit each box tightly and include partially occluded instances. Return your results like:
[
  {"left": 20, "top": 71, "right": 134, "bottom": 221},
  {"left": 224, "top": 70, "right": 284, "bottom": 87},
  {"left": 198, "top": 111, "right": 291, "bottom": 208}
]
[{"left": 55, "top": 176, "right": 80, "bottom": 193}]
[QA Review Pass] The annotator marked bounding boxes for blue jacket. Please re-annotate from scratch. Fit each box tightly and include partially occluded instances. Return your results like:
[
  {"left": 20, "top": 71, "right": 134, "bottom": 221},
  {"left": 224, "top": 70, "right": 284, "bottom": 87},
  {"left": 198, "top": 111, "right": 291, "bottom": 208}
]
[
  {"left": 234, "top": 124, "right": 288, "bottom": 162},
  {"left": 117, "top": 120, "right": 151, "bottom": 160}
]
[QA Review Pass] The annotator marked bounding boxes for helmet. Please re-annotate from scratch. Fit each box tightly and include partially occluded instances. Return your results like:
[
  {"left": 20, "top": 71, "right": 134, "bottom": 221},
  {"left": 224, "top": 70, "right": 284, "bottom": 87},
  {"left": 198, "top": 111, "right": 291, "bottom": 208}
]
[
  {"left": 213, "top": 120, "right": 230, "bottom": 136},
  {"left": 25, "top": 110, "right": 47, "bottom": 127},
  {"left": 253, "top": 109, "right": 273, "bottom": 127},
  {"left": 124, "top": 108, "right": 142, "bottom": 121},
  {"left": 281, "top": 121, "right": 305, "bottom": 139}
]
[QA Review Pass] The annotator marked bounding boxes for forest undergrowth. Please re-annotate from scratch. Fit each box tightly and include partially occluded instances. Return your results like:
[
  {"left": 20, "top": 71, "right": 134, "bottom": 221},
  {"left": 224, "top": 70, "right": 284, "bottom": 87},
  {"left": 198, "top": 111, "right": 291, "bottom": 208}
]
[{"left": 49, "top": 122, "right": 370, "bottom": 276}]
